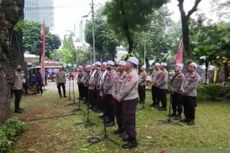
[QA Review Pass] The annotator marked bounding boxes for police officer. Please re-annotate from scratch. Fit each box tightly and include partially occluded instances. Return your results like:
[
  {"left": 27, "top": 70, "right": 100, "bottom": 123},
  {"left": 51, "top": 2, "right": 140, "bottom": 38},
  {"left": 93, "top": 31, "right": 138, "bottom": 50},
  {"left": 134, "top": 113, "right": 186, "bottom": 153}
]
[
  {"left": 97, "top": 62, "right": 107, "bottom": 116},
  {"left": 169, "top": 63, "right": 185, "bottom": 120},
  {"left": 103, "top": 60, "right": 116, "bottom": 126},
  {"left": 112, "top": 61, "right": 127, "bottom": 135},
  {"left": 12, "top": 65, "right": 25, "bottom": 113},
  {"left": 156, "top": 62, "right": 168, "bottom": 111},
  {"left": 56, "top": 67, "right": 67, "bottom": 98},
  {"left": 180, "top": 62, "right": 200, "bottom": 125},
  {"left": 88, "top": 64, "right": 97, "bottom": 108},
  {"left": 92, "top": 62, "right": 102, "bottom": 111},
  {"left": 82, "top": 65, "right": 91, "bottom": 104},
  {"left": 151, "top": 63, "right": 161, "bottom": 108},
  {"left": 77, "top": 66, "right": 84, "bottom": 100},
  {"left": 138, "top": 66, "right": 147, "bottom": 108},
  {"left": 117, "top": 57, "right": 139, "bottom": 149}
]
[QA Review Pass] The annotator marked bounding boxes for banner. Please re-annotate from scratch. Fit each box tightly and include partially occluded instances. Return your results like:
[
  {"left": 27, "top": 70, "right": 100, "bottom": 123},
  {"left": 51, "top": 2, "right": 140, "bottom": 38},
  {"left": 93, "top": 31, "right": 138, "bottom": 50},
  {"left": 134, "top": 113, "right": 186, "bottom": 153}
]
[
  {"left": 40, "top": 21, "right": 46, "bottom": 85},
  {"left": 175, "top": 39, "right": 183, "bottom": 64}
]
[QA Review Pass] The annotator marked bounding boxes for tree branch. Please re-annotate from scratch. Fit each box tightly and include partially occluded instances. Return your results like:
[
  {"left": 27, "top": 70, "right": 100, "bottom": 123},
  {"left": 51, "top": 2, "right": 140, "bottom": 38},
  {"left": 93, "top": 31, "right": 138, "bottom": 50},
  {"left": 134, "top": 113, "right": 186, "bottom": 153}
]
[
  {"left": 178, "top": 0, "right": 186, "bottom": 18},
  {"left": 187, "top": 0, "right": 202, "bottom": 18}
]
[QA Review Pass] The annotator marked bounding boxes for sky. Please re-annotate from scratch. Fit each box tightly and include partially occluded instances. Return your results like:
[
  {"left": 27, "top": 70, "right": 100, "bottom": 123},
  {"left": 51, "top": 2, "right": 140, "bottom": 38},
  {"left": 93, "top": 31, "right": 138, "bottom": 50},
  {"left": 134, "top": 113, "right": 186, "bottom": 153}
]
[{"left": 52, "top": 0, "right": 219, "bottom": 39}]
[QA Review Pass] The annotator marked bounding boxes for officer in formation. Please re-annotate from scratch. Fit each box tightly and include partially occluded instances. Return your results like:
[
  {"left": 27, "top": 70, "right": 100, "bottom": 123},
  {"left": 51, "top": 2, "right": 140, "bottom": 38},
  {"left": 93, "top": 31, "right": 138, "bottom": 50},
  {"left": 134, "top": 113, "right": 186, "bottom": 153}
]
[
  {"left": 180, "top": 62, "right": 200, "bottom": 125},
  {"left": 138, "top": 66, "right": 147, "bottom": 108},
  {"left": 56, "top": 67, "right": 67, "bottom": 98},
  {"left": 150, "top": 63, "right": 161, "bottom": 108},
  {"left": 169, "top": 63, "right": 185, "bottom": 120},
  {"left": 75, "top": 60, "right": 200, "bottom": 149}
]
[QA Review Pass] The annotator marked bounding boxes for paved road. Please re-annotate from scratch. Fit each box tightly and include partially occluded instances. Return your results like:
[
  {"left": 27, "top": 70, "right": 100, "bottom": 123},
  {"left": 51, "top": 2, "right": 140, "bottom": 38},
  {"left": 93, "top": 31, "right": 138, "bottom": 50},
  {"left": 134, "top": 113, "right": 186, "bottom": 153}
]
[{"left": 45, "top": 80, "right": 78, "bottom": 92}]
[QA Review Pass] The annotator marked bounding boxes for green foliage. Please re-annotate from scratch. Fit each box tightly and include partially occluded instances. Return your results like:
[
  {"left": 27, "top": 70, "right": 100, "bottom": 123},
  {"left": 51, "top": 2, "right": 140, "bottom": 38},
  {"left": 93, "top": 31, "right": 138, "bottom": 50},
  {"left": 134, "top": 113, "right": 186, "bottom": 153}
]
[
  {"left": 134, "top": 7, "right": 180, "bottom": 63},
  {"left": 103, "top": 0, "right": 166, "bottom": 52},
  {"left": 0, "top": 118, "right": 24, "bottom": 153},
  {"left": 59, "top": 34, "right": 90, "bottom": 65},
  {"left": 14, "top": 21, "right": 61, "bottom": 58},
  {"left": 190, "top": 19, "right": 230, "bottom": 65},
  {"left": 198, "top": 84, "right": 230, "bottom": 100},
  {"left": 85, "top": 9, "right": 119, "bottom": 61}
]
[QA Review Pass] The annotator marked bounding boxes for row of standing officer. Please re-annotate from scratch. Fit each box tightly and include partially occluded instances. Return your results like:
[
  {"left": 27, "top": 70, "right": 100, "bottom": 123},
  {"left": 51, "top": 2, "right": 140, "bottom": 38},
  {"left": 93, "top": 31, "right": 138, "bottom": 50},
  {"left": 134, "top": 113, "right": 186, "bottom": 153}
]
[{"left": 77, "top": 57, "right": 139, "bottom": 149}]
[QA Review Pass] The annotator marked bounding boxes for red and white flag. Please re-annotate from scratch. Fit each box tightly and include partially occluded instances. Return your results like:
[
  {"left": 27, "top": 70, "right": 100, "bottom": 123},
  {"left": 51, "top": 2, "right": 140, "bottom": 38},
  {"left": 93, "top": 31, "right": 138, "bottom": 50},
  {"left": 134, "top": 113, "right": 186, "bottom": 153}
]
[
  {"left": 175, "top": 39, "right": 183, "bottom": 64},
  {"left": 40, "top": 21, "right": 46, "bottom": 85}
]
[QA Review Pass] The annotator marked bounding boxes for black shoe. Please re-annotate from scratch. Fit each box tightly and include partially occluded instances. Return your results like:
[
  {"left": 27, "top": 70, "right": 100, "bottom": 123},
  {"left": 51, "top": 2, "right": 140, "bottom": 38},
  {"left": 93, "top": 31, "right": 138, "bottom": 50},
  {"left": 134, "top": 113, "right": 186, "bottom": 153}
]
[
  {"left": 187, "top": 120, "right": 195, "bottom": 126},
  {"left": 169, "top": 113, "right": 176, "bottom": 117},
  {"left": 14, "top": 109, "right": 23, "bottom": 113},
  {"left": 64, "top": 96, "right": 67, "bottom": 98},
  {"left": 175, "top": 115, "right": 182, "bottom": 120},
  {"left": 159, "top": 107, "right": 167, "bottom": 111},
  {"left": 18, "top": 108, "right": 24, "bottom": 111},
  {"left": 180, "top": 118, "right": 188, "bottom": 122},
  {"left": 122, "top": 141, "right": 137, "bottom": 149},
  {"left": 113, "top": 129, "right": 122, "bottom": 135}
]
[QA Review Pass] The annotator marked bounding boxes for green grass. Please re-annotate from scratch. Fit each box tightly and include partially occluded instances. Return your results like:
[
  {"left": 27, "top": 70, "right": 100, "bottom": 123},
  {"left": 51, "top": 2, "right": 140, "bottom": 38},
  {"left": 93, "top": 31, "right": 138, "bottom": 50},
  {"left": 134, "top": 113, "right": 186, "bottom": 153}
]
[{"left": 8, "top": 90, "right": 230, "bottom": 153}]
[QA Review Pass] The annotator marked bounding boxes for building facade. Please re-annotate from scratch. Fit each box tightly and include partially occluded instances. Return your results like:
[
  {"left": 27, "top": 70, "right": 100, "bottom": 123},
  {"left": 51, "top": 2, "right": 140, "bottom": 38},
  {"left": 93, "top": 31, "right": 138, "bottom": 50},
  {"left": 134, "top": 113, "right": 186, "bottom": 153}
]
[{"left": 24, "top": 0, "right": 54, "bottom": 27}]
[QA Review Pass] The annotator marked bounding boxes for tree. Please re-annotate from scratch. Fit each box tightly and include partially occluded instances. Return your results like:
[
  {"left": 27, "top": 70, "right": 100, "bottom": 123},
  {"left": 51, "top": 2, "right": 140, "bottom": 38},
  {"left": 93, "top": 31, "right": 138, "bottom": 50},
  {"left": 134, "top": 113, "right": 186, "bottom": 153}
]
[
  {"left": 15, "top": 21, "right": 61, "bottom": 58},
  {"left": 0, "top": 0, "right": 24, "bottom": 124},
  {"left": 190, "top": 18, "right": 230, "bottom": 82},
  {"left": 85, "top": 10, "right": 119, "bottom": 61},
  {"left": 103, "top": 0, "right": 167, "bottom": 53},
  {"left": 134, "top": 7, "right": 180, "bottom": 67},
  {"left": 178, "top": 0, "right": 202, "bottom": 59}
]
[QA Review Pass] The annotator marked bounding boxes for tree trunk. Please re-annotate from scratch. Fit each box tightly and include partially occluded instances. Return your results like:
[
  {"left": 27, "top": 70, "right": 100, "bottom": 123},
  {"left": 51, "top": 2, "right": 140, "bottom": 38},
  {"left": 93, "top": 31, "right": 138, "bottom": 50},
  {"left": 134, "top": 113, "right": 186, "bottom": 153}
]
[
  {"left": 181, "top": 17, "right": 191, "bottom": 59},
  {"left": 0, "top": 0, "right": 24, "bottom": 124},
  {"left": 120, "top": 0, "right": 134, "bottom": 53}
]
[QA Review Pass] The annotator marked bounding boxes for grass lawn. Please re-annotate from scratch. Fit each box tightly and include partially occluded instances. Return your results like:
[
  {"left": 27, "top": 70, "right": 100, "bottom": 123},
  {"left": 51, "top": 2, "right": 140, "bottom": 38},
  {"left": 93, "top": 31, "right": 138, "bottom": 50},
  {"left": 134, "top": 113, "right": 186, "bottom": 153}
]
[{"left": 8, "top": 90, "right": 230, "bottom": 153}]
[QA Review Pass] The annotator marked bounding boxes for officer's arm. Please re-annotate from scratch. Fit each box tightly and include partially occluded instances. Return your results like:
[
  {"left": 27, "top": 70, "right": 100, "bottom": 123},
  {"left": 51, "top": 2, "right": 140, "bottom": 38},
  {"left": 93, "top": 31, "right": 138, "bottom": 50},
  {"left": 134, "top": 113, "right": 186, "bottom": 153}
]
[
  {"left": 118, "top": 75, "right": 138, "bottom": 101},
  {"left": 185, "top": 77, "right": 199, "bottom": 94}
]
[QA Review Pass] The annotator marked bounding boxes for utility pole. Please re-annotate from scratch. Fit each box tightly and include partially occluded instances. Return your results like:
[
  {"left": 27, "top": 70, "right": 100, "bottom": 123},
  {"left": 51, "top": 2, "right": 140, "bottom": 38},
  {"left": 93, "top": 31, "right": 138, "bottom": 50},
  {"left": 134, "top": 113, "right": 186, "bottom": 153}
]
[{"left": 91, "top": 0, "right": 96, "bottom": 63}]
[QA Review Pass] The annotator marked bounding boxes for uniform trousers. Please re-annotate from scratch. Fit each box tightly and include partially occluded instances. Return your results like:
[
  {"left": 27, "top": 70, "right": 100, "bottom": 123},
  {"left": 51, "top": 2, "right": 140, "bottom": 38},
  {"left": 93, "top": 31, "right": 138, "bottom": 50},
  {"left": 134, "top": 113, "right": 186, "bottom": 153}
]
[
  {"left": 158, "top": 88, "right": 167, "bottom": 109},
  {"left": 171, "top": 93, "right": 183, "bottom": 115},
  {"left": 57, "top": 83, "right": 66, "bottom": 98},
  {"left": 151, "top": 86, "right": 159, "bottom": 106},
  {"left": 77, "top": 83, "right": 84, "bottom": 99},
  {"left": 12, "top": 90, "right": 23, "bottom": 110},
  {"left": 122, "top": 99, "right": 138, "bottom": 141},
  {"left": 183, "top": 96, "right": 197, "bottom": 121},
  {"left": 114, "top": 99, "right": 123, "bottom": 130},
  {"left": 138, "top": 85, "right": 146, "bottom": 103},
  {"left": 104, "top": 94, "right": 115, "bottom": 123}
]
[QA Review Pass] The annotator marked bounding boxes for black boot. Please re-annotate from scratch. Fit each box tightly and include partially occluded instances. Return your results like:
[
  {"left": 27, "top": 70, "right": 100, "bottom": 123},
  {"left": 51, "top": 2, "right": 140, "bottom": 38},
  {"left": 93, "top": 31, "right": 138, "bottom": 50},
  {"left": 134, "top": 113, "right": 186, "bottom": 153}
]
[{"left": 122, "top": 138, "right": 137, "bottom": 149}]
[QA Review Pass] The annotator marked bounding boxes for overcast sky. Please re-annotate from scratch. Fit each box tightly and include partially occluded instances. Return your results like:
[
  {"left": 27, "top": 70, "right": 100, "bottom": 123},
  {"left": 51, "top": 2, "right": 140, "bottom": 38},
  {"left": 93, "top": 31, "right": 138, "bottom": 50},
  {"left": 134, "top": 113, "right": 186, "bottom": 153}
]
[{"left": 52, "top": 0, "right": 218, "bottom": 38}]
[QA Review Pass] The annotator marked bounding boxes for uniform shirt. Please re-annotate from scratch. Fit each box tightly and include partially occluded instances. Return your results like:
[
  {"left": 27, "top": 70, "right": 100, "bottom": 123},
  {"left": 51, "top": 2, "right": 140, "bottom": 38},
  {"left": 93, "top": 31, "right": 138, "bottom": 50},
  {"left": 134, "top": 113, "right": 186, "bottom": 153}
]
[
  {"left": 118, "top": 68, "right": 139, "bottom": 101},
  {"left": 138, "top": 71, "right": 147, "bottom": 86},
  {"left": 56, "top": 71, "right": 66, "bottom": 84},
  {"left": 13, "top": 71, "right": 24, "bottom": 90},
  {"left": 151, "top": 70, "right": 161, "bottom": 86},
  {"left": 88, "top": 70, "right": 97, "bottom": 89},
  {"left": 77, "top": 71, "right": 84, "bottom": 84},
  {"left": 169, "top": 71, "right": 185, "bottom": 93},
  {"left": 103, "top": 69, "right": 116, "bottom": 95},
  {"left": 181, "top": 71, "right": 200, "bottom": 97},
  {"left": 94, "top": 70, "right": 102, "bottom": 89},
  {"left": 82, "top": 71, "right": 90, "bottom": 87},
  {"left": 112, "top": 71, "right": 126, "bottom": 100},
  {"left": 98, "top": 70, "right": 107, "bottom": 96},
  {"left": 156, "top": 70, "right": 168, "bottom": 90}
]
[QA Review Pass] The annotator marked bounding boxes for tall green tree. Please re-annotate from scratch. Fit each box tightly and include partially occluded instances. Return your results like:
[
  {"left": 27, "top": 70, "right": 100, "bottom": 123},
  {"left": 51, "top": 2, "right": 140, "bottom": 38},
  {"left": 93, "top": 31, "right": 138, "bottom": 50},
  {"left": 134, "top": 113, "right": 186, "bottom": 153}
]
[
  {"left": 103, "top": 0, "right": 167, "bottom": 53},
  {"left": 177, "top": 0, "right": 202, "bottom": 59},
  {"left": 134, "top": 7, "right": 180, "bottom": 66},
  {"left": 15, "top": 21, "right": 61, "bottom": 58},
  {"left": 85, "top": 11, "right": 119, "bottom": 61}
]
